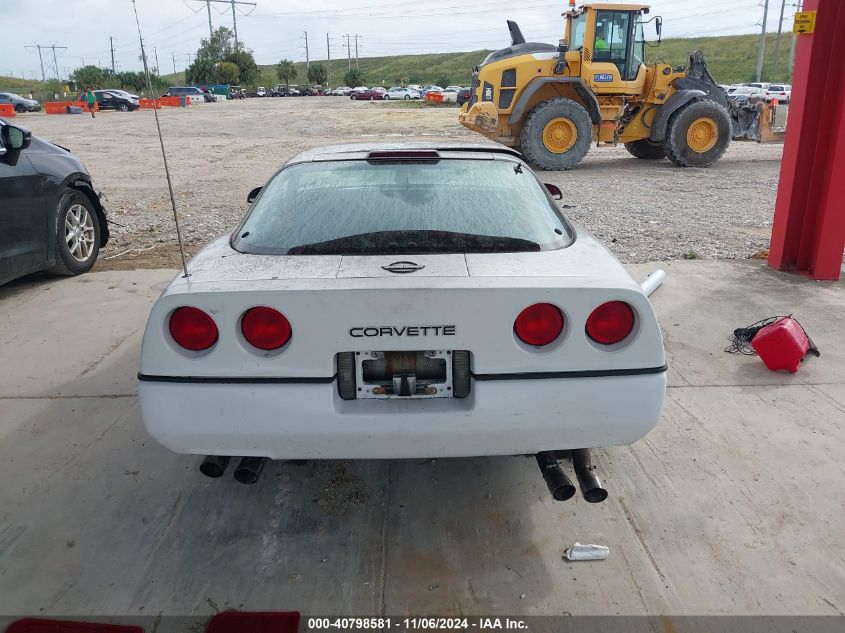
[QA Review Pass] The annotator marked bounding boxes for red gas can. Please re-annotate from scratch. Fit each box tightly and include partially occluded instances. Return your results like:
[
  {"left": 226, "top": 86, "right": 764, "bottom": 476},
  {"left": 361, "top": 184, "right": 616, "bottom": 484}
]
[{"left": 751, "top": 317, "right": 811, "bottom": 373}]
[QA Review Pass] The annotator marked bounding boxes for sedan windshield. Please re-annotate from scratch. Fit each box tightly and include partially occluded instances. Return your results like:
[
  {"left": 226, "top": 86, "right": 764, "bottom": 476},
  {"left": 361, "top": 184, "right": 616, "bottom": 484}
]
[{"left": 233, "top": 158, "right": 572, "bottom": 255}]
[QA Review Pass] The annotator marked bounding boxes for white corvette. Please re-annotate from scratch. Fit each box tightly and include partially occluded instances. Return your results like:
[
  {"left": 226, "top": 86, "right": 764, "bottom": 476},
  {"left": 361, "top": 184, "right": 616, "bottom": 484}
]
[{"left": 139, "top": 143, "right": 666, "bottom": 499}]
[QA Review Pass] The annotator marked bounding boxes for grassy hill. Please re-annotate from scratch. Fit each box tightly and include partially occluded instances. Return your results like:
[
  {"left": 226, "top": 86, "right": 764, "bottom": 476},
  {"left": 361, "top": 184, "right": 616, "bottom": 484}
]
[
  {"left": 4, "top": 32, "right": 794, "bottom": 99},
  {"left": 241, "top": 33, "right": 794, "bottom": 88},
  {"left": 0, "top": 76, "right": 51, "bottom": 96}
]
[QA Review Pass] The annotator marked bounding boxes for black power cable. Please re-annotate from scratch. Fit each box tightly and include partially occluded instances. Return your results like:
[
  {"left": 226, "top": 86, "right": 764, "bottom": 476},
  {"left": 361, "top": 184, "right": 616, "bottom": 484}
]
[{"left": 725, "top": 315, "right": 820, "bottom": 357}]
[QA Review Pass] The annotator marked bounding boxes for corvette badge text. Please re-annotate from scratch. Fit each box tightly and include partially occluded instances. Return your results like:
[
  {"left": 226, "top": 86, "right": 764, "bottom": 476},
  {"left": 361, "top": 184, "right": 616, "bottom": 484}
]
[{"left": 350, "top": 325, "right": 456, "bottom": 337}]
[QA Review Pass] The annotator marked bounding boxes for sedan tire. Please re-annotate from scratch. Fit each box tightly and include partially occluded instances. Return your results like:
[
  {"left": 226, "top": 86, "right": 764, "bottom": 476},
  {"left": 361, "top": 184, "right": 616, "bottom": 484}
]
[
  {"left": 119, "top": 103, "right": 129, "bottom": 112},
  {"left": 384, "top": 94, "right": 390, "bottom": 100},
  {"left": 49, "top": 190, "right": 101, "bottom": 276}
]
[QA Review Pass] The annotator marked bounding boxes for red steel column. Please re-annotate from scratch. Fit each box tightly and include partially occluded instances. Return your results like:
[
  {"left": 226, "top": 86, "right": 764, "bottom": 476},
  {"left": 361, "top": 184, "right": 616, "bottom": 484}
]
[{"left": 768, "top": 0, "right": 845, "bottom": 280}]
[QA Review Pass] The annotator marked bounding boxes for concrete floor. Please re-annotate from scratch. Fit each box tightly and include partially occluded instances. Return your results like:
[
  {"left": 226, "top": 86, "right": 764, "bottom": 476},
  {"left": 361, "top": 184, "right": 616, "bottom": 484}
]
[{"left": 0, "top": 260, "right": 844, "bottom": 617}]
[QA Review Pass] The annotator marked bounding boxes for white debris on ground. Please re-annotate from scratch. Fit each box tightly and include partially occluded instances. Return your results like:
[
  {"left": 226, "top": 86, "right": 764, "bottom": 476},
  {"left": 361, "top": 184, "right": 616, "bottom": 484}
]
[
  {"left": 563, "top": 542, "right": 610, "bottom": 561},
  {"left": 17, "top": 97, "right": 783, "bottom": 268}
]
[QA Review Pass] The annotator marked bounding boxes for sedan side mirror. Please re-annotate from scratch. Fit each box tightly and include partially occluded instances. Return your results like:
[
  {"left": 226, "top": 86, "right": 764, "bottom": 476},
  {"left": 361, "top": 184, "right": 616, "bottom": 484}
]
[
  {"left": 0, "top": 124, "right": 31, "bottom": 164},
  {"left": 544, "top": 183, "right": 563, "bottom": 200},
  {"left": 1, "top": 124, "right": 31, "bottom": 152},
  {"left": 247, "top": 186, "right": 262, "bottom": 203}
]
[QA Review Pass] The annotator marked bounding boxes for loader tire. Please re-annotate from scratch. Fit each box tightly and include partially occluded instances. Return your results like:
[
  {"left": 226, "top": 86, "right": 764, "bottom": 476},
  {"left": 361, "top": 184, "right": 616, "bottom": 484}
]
[
  {"left": 664, "top": 99, "right": 731, "bottom": 167},
  {"left": 521, "top": 98, "right": 592, "bottom": 170},
  {"left": 624, "top": 138, "right": 666, "bottom": 160}
]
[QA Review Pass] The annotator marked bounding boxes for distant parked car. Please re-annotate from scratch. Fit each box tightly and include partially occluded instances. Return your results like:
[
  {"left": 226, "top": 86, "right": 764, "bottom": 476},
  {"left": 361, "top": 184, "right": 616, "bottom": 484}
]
[
  {"left": 165, "top": 86, "right": 215, "bottom": 103},
  {"left": 746, "top": 82, "right": 771, "bottom": 91},
  {"left": 445, "top": 85, "right": 464, "bottom": 93},
  {"left": 727, "top": 86, "right": 767, "bottom": 105},
  {"left": 766, "top": 84, "right": 791, "bottom": 103},
  {"left": 77, "top": 89, "right": 139, "bottom": 112},
  {"left": 0, "top": 92, "right": 41, "bottom": 113},
  {"left": 352, "top": 89, "right": 386, "bottom": 101},
  {"left": 420, "top": 85, "right": 444, "bottom": 99},
  {"left": 0, "top": 118, "right": 109, "bottom": 285},
  {"left": 457, "top": 88, "right": 472, "bottom": 106},
  {"left": 256, "top": 86, "right": 266, "bottom": 97},
  {"left": 384, "top": 87, "right": 418, "bottom": 100},
  {"left": 441, "top": 88, "right": 459, "bottom": 103}
]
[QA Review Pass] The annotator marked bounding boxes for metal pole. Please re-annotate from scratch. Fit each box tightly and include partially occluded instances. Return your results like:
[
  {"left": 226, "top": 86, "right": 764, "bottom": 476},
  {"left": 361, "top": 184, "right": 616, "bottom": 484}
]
[
  {"left": 153, "top": 47, "right": 160, "bottom": 73},
  {"left": 304, "top": 31, "right": 309, "bottom": 71},
  {"left": 788, "top": 0, "right": 801, "bottom": 79},
  {"left": 346, "top": 34, "right": 351, "bottom": 70},
  {"left": 110, "top": 36, "right": 116, "bottom": 73},
  {"left": 354, "top": 34, "right": 359, "bottom": 69},
  {"left": 327, "top": 33, "right": 331, "bottom": 87},
  {"left": 756, "top": 0, "right": 770, "bottom": 82},
  {"left": 172, "top": 52, "right": 177, "bottom": 74},
  {"left": 231, "top": 0, "right": 238, "bottom": 48},
  {"left": 206, "top": 0, "right": 213, "bottom": 37},
  {"left": 772, "top": 0, "right": 787, "bottom": 78},
  {"left": 36, "top": 45, "right": 45, "bottom": 81},
  {"left": 51, "top": 45, "right": 59, "bottom": 79}
]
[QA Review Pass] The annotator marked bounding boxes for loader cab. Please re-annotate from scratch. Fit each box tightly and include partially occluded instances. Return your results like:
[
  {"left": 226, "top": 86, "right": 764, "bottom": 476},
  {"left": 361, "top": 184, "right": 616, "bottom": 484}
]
[{"left": 566, "top": 4, "right": 650, "bottom": 92}]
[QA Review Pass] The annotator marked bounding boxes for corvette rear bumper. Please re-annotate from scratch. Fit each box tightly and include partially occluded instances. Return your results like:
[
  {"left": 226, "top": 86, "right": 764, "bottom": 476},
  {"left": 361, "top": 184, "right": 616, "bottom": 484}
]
[{"left": 139, "top": 372, "right": 666, "bottom": 459}]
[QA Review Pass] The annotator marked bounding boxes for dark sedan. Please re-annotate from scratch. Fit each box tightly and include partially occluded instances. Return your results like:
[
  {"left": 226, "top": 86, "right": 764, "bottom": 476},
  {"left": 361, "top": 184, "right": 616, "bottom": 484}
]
[
  {"left": 77, "top": 89, "right": 139, "bottom": 111},
  {"left": 0, "top": 118, "right": 109, "bottom": 285},
  {"left": 0, "top": 92, "right": 42, "bottom": 113},
  {"left": 351, "top": 89, "right": 386, "bottom": 101},
  {"left": 457, "top": 88, "right": 472, "bottom": 106}
]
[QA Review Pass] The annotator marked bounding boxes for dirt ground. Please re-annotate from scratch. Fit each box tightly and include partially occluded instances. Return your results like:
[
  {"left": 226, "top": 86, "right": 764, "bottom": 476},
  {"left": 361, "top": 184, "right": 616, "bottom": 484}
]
[{"left": 15, "top": 98, "right": 783, "bottom": 269}]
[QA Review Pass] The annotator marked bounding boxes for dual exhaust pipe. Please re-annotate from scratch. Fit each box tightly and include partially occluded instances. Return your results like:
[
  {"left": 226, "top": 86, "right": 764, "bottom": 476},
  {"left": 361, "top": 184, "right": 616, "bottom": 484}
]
[
  {"left": 200, "top": 450, "right": 607, "bottom": 500},
  {"left": 535, "top": 449, "right": 608, "bottom": 503},
  {"left": 200, "top": 455, "right": 267, "bottom": 484}
]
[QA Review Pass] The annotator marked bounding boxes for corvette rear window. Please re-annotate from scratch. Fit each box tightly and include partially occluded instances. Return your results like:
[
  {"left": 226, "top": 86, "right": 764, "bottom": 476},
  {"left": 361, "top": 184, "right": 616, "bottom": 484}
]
[{"left": 232, "top": 158, "right": 573, "bottom": 256}]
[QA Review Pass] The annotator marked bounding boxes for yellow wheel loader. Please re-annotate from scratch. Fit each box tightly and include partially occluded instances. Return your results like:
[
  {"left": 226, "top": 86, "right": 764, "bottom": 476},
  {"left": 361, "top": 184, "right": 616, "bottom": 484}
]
[{"left": 458, "top": 3, "right": 732, "bottom": 169}]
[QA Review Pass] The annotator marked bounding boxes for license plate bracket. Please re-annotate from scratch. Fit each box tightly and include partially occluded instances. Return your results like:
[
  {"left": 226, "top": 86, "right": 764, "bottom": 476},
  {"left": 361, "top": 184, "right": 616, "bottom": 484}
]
[{"left": 356, "top": 350, "right": 453, "bottom": 399}]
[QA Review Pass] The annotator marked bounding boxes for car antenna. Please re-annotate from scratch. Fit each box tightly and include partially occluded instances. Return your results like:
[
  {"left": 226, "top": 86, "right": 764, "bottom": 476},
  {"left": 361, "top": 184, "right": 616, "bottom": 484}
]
[{"left": 130, "top": 0, "right": 189, "bottom": 279}]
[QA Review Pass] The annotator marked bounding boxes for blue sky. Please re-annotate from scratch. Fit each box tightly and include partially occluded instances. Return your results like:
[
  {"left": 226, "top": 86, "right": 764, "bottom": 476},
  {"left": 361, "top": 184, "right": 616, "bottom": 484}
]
[{"left": 3, "top": 0, "right": 797, "bottom": 80}]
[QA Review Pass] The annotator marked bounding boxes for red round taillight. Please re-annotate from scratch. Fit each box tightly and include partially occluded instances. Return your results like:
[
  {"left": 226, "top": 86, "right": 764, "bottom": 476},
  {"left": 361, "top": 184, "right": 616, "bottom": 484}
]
[
  {"left": 514, "top": 303, "right": 564, "bottom": 346},
  {"left": 586, "top": 301, "right": 635, "bottom": 345},
  {"left": 241, "top": 306, "right": 292, "bottom": 350},
  {"left": 169, "top": 306, "right": 218, "bottom": 351}
]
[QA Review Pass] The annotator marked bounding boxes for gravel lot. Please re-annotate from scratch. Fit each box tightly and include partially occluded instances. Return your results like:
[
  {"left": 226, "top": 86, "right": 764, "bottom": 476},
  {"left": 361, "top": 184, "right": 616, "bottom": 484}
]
[{"left": 15, "top": 97, "right": 783, "bottom": 268}]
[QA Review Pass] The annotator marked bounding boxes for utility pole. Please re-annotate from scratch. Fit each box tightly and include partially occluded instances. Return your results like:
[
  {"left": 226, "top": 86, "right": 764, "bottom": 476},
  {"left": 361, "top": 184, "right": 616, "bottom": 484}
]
[
  {"left": 191, "top": 0, "right": 256, "bottom": 45},
  {"left": 110, "top": 36, "right": 116, "bottom": 73},
  {"left": 354, "top": 35, "right": 360, "bottom": 69},
  {"left": 771, "top": 0, "right": 787, "bottom": 79},
  {"left": 172, "top": 52, "right": 177, "bottom": 74},
  {"left": 153, "top": 47, "right": 160, "bottom": 74},
  {"left": 755, "top": 0, "right": 770, "bottom": 82},
  {"left": 787, "top": 0, "right": 801, "bottom": 80},
  {"left": 327, "top": 33, "right": 331, "bottom": 87},
  {"left": 205, "top": 0, "right": 213, "bottom": 37},
  {"left": 51, "top": 45, "right": 63, "bottom": 79},
  {"left": 345, "top": 34, "right": 351, "bottom": 69},
  {"left": 304, "top": 31, "right": 309, "bottom": 71},
  {"left": 26, "top": 44, "right": 66, "bottom": 81}
]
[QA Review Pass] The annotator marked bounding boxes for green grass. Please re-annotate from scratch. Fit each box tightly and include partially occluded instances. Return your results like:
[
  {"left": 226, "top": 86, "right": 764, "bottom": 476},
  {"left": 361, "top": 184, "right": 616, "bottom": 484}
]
[
  {"left": 0, "top": 76, "right": 49, "bottom": 96},
  {"left": 645, "top": 33, "right": 795, "bottom": 84}
]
